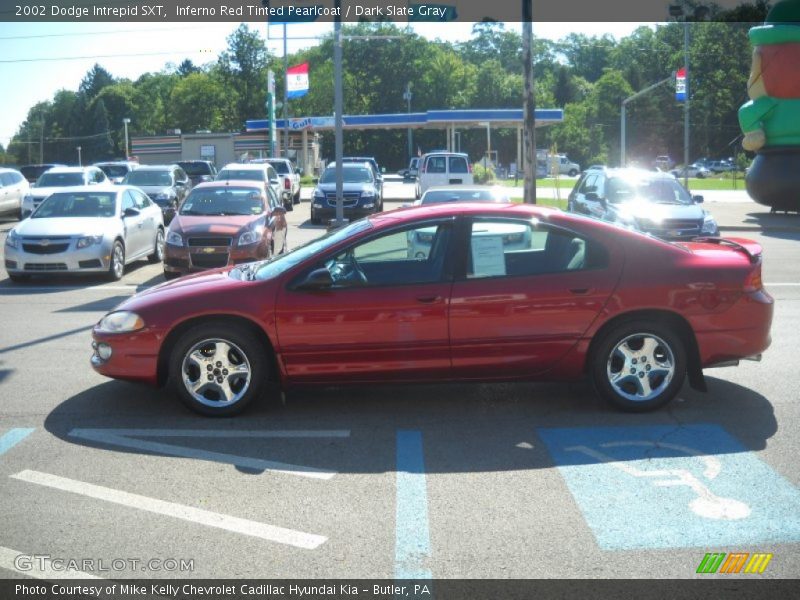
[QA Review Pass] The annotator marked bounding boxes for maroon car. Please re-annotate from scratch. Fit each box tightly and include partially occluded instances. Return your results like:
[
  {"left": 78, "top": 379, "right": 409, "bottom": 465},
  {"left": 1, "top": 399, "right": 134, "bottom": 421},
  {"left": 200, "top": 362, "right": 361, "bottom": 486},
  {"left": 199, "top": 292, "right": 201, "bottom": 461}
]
[
  {"left": 163, "top": 180, "right": 287, "bottom": 279},
  {"left": 91, "top": 203, "right": 773, "bottom": 416}
]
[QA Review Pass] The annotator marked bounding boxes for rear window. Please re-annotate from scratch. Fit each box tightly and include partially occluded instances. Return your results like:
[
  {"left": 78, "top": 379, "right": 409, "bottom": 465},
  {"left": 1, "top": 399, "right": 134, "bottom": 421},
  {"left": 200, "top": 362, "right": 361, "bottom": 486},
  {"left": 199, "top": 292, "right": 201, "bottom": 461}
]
[
  {"left": 178, "top": 162, "right": 213, "bottom": 176},
  {"left": 37, "top": 172, "right": 85, "bottom": 187},
  {"left": 267, "top": 161, "right": 290, "bottom": 175},
  {"left": 218, "top": 169, "right": 265, "bottom": 182},
  {"left": 449, "top": 156, "right": 468, "bottom": 173}
]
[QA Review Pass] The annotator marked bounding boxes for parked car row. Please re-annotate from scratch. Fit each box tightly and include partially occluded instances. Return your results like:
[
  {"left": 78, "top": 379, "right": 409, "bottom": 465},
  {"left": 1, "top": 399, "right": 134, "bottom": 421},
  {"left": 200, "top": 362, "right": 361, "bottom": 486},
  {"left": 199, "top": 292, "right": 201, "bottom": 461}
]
[{"left": 3, "top": 159, "right": 298, "bottom": 283}]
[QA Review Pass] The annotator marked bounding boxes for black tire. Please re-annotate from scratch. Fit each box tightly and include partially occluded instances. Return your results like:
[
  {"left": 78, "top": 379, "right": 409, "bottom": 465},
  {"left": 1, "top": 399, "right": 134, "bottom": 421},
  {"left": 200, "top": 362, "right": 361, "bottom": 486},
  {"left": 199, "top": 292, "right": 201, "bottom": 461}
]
[
  {"left": 107, "top": 241, "right": 125, "bottom": 281},
  {"left": 8, "top": 272, "right": 30, "bottom": 283},
  {"left": 163, "top": 271, "right": 180, "bottom": 281},
  {"left": 148, "top": 228, "right": 165, "bottom": 263},
  {"left": 169, "top": 323, "right": 267, "bottom": 417},
  {"left": 590, "top": 319, "right": 687, "bottom": 412},
  {"left": 310, "top": 207, "right": 321, "bottom": 225},
  {"left": 293, "top": 189, "right": 301, "bottom": 204},
  {"left": 568, "top": 169, "right": 578, "bottom": 177}
]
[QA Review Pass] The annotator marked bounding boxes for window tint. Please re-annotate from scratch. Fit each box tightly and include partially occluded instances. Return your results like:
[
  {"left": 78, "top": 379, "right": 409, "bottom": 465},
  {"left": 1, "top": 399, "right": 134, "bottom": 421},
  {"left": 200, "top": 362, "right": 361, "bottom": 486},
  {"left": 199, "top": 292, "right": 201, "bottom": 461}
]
[
  {"left": 466, "top": 218, "right": 606, "bottom": 279},
  {"left": 579, "top": 174, "right": 598, "bottom": 194},
  {"left": 122, "top": 191, "right": 136, "bottom": 212},
  {"left": 323, "top": 222, "right": 452, "bottom": 287},
  {"left": 266, "top": 186, "right": 280, "bottom": 211},
  {"left": 426, "top": 156, "right": 446, "bottom": 173},
  {"left": 0, "top": 173, "right": 13, "bottom": 185},
  {"left": 449, "top": 157, "right": 468, "bottom": 173}
]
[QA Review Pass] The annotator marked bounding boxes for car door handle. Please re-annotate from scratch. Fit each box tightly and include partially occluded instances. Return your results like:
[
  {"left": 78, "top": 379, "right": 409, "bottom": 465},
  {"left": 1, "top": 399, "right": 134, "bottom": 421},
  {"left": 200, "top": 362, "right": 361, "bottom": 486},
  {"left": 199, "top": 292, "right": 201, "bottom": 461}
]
[
  {"left": 416, "top": 295, "right": 442, "bottom": 304},
  {"left": 569, "top": 288, "right": 593, "bottom": 295}
]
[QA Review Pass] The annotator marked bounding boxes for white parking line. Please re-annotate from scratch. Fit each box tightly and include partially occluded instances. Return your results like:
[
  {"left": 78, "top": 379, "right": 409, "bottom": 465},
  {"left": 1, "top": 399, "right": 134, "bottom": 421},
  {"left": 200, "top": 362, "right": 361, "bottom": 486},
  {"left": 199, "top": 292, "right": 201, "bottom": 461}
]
[
  {"left": 69, "top": 429, "right": 347, "bottom": 480},
  {"left": 0, "top": 545, "right": 102, "bottom": 579},
  {"left": 11, "top": 470, "right": 327, "bottom": 550},
  {"left": 0, "top": 285, "right": 140, "bottom": 293},
  {"left": 766, "top": 283, "right": 800, "bottom": 286}
]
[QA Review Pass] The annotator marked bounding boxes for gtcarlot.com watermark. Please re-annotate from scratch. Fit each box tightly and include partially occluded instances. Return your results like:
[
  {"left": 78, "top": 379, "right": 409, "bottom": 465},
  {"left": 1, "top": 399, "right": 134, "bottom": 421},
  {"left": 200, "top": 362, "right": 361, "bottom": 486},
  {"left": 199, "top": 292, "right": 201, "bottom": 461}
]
[{"left": 14, "top": 554, "right": 194, "bottom": 573}]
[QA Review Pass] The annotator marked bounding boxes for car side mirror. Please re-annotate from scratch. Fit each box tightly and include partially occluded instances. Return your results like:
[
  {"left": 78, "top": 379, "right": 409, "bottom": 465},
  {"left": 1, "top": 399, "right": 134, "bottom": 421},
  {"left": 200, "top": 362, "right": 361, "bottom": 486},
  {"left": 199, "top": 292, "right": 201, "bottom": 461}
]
[
  {"left": 585, "top": 192, "right": 599, "bottom": 202},
  {"left": 200, "top": 175, "right": 213, "bottom": 183},
  {"left": 270, "top": 178, "right": 279, "bottom": 185},
  {"left": 123, "top": 207, "right": 140, "bottom": 217},
  {"left": 693, "top": 195, "right": 704, "bottom": 204},
  {"left": 312, "top": 177, "right": 319, "bottom": 184},
  {"left": 294, "top": 268, "right": 333, "bottom": 291},
  {"left": 272, "top": 205, "right": 287, "bottom": 215},
  {"left": 296, "top": 168, "right": 302, "bottom": 175}
]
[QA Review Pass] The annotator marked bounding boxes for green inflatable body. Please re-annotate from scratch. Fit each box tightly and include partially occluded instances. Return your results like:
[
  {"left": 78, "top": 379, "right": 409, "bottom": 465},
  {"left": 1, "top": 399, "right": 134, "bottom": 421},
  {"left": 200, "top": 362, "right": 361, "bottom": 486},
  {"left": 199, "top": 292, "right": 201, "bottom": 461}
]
[{"left": 739, "top": 0, "right": 800, "bottom": 210}]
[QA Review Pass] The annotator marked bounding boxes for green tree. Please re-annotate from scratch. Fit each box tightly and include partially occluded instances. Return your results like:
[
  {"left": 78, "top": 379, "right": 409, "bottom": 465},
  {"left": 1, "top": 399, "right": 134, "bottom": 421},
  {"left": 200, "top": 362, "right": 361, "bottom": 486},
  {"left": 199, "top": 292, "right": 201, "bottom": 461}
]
[
  {"left": 170, "top": 73, "right": 227, "bottom": 133},
  {"left": 217, "top": 24, "right": 270, "bottom": 129},
  {"left": 79, "top": 64, "right": 115, "bottom": 100}
]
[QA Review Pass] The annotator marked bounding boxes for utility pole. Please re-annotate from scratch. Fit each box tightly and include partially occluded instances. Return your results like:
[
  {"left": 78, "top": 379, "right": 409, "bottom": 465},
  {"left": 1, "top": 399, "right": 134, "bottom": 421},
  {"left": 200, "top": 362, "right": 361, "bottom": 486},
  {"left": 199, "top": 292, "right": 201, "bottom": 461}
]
[
  {"left": 333, "top": 0, "right": 344, "bottom": 227},
  {"left": 77, "top": 146, "right": 82, "bottom": 166},
  {"left": 522, "top": 1, "right": 536, "bottom": 203},
  {"left": 39, "top": 115, "right": 44, "bottom": 163},
  {"left": 683, "top": 21, "right": 690, "bottom": 189},
  {"left": 123, "top": 118, "right": 131, "bottom": 160},
  {"left": 403, "top": 82, "right": 413, "bottom": 161},
  {"left": 283, "top": 22, "right": 289, "bottom": 159}
]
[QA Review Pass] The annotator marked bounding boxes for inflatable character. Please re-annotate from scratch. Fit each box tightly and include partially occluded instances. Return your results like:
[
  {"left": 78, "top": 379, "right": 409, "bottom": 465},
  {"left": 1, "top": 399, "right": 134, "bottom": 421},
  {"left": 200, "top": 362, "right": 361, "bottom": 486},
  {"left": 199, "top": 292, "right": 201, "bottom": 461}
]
[{"left": 739, "top": 0, "right": 800, "bottom": 211}]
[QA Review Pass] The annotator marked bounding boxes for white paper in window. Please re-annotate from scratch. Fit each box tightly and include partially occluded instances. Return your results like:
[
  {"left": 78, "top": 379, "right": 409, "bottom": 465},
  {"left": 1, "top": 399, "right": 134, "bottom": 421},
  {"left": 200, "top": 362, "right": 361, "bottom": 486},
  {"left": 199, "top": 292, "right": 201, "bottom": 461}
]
[{"left": 471, "top": 235, "right": 506, "bottom": 277}]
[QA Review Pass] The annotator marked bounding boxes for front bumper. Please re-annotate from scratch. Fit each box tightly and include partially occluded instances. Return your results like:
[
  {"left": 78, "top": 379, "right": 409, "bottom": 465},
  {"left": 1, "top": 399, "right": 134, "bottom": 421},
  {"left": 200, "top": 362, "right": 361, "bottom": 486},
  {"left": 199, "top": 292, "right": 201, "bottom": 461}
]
[
  {"left": 164, "top": 239, "right": 269, "bottom": 275},
  {"left": 5, "top": 239, "right": 113, "bottom": 275},
  {"left": 91, "top": 327, "right": 160, "bottom": 386}
]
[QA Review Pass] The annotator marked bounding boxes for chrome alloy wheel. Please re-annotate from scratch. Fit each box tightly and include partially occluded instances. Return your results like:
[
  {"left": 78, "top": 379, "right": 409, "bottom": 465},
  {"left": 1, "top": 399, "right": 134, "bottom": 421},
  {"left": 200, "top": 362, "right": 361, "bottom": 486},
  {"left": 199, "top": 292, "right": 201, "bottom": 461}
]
[
  {"left": 111, "top": 243, "right": 125, "bottom": 279},
  {"left": 606, "top": 333, "right": 675, "bottom": 403},
  {"left": 181, "top": 338, "right": 252, "bottom": 407}
]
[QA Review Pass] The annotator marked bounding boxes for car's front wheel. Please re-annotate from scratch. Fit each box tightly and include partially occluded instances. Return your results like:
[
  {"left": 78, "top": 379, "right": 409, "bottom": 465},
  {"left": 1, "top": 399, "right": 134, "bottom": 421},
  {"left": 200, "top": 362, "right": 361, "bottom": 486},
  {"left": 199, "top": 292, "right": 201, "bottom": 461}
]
[
  {"left": 591, "top": 320, "right": 686, "bottom": 412},
  {"left": 170, "top": 323, "right": 267, "bottom": 417},
  {"left": 148, "top": 229, "right": 165, "bottom": 263},
  {"left": 107, "top": 241, "right": 125, "bottom": 281}
]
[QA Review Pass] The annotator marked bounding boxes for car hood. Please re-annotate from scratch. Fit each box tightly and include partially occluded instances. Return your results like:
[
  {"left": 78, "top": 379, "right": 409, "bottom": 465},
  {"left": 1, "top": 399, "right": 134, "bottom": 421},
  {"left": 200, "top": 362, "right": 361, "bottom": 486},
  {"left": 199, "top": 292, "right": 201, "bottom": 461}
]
[
  {"left": 615, "top": 201, "right": 705, "bottom": 222},
  {"left": 14, "top": 216, "right": 118, "bottom": 237},
  {"left": 134, "top": 185, "right": 174, "bottom": 195},
  {"left": 316, "top": 182, "right": 373, "bottom": 193},
  {"left": 30, "top": 186, "right": 73, "bottom": 199},
  {"left": 171, "top": 215, "right": 262, "bottom": 236}
]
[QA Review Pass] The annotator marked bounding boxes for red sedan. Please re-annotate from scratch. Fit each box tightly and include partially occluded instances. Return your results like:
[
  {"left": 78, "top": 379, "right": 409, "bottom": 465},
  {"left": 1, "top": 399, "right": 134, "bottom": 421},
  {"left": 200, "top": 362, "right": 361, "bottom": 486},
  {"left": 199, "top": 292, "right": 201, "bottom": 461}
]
[{"left": 91, "top": 203, "right": 773, "bottom": 416}]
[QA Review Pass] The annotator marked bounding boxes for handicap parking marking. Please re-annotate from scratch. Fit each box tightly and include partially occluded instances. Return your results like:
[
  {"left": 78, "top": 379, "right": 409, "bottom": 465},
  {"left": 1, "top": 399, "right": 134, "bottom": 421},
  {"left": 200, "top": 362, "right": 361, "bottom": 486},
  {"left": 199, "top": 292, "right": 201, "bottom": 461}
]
[
  {"left": 395, "top": 430, "right": 432, "bottom": 580},
  {"left": 68, "top": 428, "right": 350, "bottom": 480},
  {"left": 11, "top": 470, "right": 327, "bottom": 549},
  {"left": 538, "top": 424, "right": 800, "bottom": 550},
  {"left": 0, "top": 428, "right": 34, "bottom": 456}
]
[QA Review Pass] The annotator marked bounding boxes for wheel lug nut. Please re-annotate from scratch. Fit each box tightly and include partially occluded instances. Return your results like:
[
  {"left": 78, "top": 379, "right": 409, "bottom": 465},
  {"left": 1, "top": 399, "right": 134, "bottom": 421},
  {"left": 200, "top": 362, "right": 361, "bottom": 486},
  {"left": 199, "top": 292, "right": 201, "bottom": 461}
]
[
  {"left": 630, "top": 368, "right": 636, "bottom": 374},
  {"left": 216, "top": 361, "right": 222, "bottom": 367},
  {"left": 207, "top": 374, "right": 213, "bottom": 381},
  {"left": 646, "top": 365, "right": 651, "bottom": 371},
  {"left": 632, "top": 358, "right": 637, "bottom": 364},
  {"left": 206, "top": 365, "right": 212, "bottom": 371},
  {"left": 216, "top": 377, "right": 223, "bottom": 383},
  {"left": 223, "top": 369, "right": 228, "bottom": 375},
  {"left": 638, "top": 372, "right": 645, "bottom": 378}
]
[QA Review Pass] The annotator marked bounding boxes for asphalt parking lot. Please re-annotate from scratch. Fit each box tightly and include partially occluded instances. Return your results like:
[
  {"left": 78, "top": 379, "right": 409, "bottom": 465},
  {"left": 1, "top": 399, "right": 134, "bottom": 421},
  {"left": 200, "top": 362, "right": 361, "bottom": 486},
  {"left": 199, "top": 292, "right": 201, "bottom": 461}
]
[{"left": 1, "top": 180, "right": 799, "bottom": 580}]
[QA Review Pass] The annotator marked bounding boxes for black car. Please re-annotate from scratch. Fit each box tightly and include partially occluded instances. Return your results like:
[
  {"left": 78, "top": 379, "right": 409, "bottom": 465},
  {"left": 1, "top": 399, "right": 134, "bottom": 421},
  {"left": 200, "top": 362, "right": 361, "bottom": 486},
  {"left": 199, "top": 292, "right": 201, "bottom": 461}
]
[
  {"left": 310, "top": 162, "right": 380, "bottom": 224},
  {"left": 567, "top": 167, "right": 719, "bottom": 240},
  {"left": 18, "top": 164, "right": 66, "bottom": 184},
  {"left": 123, "top": 165, "right": 191, "bottom": 224},
  {"left": 177, "top": 160, "right": 217, "bottom": 186},
  {"left": 342, "top": 156, "right": 384, "bottom": 207}
]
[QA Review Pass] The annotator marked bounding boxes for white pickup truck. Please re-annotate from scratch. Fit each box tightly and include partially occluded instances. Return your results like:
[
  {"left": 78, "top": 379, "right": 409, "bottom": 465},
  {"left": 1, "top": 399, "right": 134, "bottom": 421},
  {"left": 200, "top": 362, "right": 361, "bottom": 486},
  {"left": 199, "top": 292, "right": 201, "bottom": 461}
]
[{"left": 264, "top": 158, "right": 301, "bottom": 208}]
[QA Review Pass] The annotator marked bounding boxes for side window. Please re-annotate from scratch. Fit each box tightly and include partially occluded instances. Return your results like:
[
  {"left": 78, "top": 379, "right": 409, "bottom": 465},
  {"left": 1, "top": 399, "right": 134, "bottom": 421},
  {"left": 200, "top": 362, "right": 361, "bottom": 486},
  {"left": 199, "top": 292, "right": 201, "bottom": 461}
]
[
  {"left": 266, "top": 186, "right": 280, "bottom": 211},
  {"left": 122, "top": 191, "right": 136, "bottom": 213},
  {"left": 0, "top": 173, "right": 11, "bottom": 186},
  {"left": 176, "top": 168, "right": 188, "bottom": 183},
  {"left": 321, "top": 222, "right": 453, "bottom": 288},
  {"left": 449, "top": 156, "right": 468, "bottom": 174},
  {"left": 466, "top": 219, "right": 606, "bottom": 279},
  {"left": 132, "top": 189, "right": 150, "bottom": 209},
  {"left": 579, "top": 175, "right": 598, "bottom": 194}
]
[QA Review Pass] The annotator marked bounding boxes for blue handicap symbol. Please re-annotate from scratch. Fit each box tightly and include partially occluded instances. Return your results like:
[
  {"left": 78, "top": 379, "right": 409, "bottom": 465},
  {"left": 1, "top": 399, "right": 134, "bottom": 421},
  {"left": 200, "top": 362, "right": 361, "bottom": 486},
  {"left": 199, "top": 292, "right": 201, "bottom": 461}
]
[{"left": 538, "top": 424, "right": 800, "bottom": 549}]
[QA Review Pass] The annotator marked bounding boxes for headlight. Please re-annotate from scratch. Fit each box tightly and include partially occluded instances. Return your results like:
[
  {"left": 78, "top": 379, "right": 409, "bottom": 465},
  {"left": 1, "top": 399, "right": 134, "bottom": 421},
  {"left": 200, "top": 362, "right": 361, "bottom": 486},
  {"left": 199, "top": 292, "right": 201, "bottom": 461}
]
[
  {"left": 361, "top": 190, "right": 375, "bottom": 198},
  {"left": 166, "top": 231, "right": 183, "bottom": 246},
  {"left": 156, "top": 193, "right": 172, "bottom": 201},
  {"left": 96, "top": 311, "right": 145, "bottom": 333},
  {"left": 238, "top": 230, "right": 259, "bottom": 246},
  {"left": 701, "top": 215, "right": 718, "bottom": 234},
  {"left": 5, "top": 230, "right": 19, "bottom": 249},
  {"left": 76, "top": 235, "right": 103, "bottom": 249},
  {"left": 22, "top": 194, "right": 33, "bottom": 205},
  {"left": 313, "top": 189, "right": 324, "bottom": 199}
]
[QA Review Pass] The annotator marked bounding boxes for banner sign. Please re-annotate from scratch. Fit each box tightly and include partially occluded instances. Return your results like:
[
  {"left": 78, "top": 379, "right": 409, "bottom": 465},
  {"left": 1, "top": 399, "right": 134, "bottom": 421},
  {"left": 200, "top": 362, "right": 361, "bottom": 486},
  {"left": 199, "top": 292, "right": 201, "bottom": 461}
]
[
  {"left": 287, "top": 62, "right": 309, "bottom": 99},
  {"left": 676, "top": 67, "right": 687, "bottom": 102}
]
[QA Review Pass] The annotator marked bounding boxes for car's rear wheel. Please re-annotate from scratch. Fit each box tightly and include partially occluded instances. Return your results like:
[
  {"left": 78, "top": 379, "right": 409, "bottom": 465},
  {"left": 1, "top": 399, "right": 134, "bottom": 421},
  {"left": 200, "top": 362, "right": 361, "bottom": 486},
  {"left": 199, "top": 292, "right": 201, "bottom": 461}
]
[
  {"left": 568, "top": 169, "right": 578, "bottom": 177},
  {"left": 107, "top": 241, "right": 125, "bottom": 281},
  {"left": 148, "top": 229, "right": 165, "bottom": 263},
  {"left": 170, "top": 323, "right": 267, "bottom": 417},
  {"left": 293, "top": 189, "right": 301, "bottom": 204},
  {"left": 591, "top": 320, "right": 686, "bottom": 412}
]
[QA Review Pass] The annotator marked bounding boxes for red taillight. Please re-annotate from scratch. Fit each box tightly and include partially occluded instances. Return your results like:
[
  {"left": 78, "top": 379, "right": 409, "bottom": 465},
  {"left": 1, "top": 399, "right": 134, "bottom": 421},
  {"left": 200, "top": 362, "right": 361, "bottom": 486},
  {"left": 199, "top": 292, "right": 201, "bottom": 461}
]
[
  {"left": 284, "top": 178, "right": 290, "bottom": 190},
  {"left": 744, "top": 265, "right": 763, "bottom": 292},
  {"left": 468, "top": 163, "right": 472, "bottom": 173}
]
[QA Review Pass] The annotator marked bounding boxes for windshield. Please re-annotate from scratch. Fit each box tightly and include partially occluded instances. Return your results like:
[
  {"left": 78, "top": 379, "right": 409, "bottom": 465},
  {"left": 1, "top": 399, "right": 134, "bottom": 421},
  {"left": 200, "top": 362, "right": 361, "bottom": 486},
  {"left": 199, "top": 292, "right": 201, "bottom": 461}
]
[
  {"left": 37, "top": 172, "right": 84, "bottom": 187},
  {"left": 253, "top": 219, "right": 372, "bottom": 281},
  {"left": 607, "top": 177, "right": 693, "bottom": 205},
  {"left": 218, "top": 169, "right": 265, "bottom": 182},
  {"left": 180, "top": 187, "right": 265, "bottom": 216},
  {"left": 320, "top": 166, "right": 373, "bottom": 184},
  {"left": 178, "top": 162, "right": 212, "bottom": 176},
  {"left": 126, "top": 170, "right": 172, "bottom": 186},
  {"left": 267, "top": 161, "right": 290, "bottom": 175},
  {"left": 33, "top": 192, "right": 116, "bottom": 218},
  {"left": 422, "top": 189, "right": 508, "bottom": 204},
  {"left": 98, "top": 165, "right": 130, "bottom": 178}
]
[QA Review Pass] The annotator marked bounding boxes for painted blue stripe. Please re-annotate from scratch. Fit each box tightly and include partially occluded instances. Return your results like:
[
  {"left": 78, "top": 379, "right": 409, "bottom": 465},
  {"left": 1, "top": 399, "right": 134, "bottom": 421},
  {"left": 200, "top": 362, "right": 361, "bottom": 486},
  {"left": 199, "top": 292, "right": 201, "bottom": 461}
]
[
  {"left": 395, "top": 430, "right": 432, "bottom": 580},
  {"left": 0, "top": 428, "right": 34, "bottom": 456}
]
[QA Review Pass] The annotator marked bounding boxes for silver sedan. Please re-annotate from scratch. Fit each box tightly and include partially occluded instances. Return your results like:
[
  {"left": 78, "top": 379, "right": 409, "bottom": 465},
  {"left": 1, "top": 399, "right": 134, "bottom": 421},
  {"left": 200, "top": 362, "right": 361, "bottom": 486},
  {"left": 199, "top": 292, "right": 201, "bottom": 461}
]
[{"left": 4, "top": 185, "right": 164, "bottom": 282}]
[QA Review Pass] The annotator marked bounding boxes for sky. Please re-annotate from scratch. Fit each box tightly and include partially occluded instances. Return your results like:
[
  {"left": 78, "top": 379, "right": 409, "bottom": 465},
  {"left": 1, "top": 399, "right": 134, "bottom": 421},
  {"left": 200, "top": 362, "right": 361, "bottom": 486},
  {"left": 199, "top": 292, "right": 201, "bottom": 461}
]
[{"left": 0, "top": 21, "right": 650, "bottom": 152}]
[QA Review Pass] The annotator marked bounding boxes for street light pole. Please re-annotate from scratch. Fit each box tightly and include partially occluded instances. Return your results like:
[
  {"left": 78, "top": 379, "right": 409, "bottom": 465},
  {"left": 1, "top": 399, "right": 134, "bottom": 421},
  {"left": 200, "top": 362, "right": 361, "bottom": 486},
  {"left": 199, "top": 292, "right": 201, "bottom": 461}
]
[
  {"left": 123, "top": 117, "right": 131, "bottom": 160},
  {"left": 77, "top": 146, "right": 82, "bottom": 166},
  {"left": 283, "top": 22, "right": 289, "bottom": 159},
  {"left": 333, "top": 0, "right": 344, "bottom": 227},
  {"left": 683, "top": 21, "right": 690, "bottom": 189},
  {"left": 522, "top": 1, "right": 536, "bottom": 204},
  {"left": 621, "top": 76, "right": 673, "bottom": 167},
  {"left": 403, "top": 82, "right": 413, "bottom": 161}
]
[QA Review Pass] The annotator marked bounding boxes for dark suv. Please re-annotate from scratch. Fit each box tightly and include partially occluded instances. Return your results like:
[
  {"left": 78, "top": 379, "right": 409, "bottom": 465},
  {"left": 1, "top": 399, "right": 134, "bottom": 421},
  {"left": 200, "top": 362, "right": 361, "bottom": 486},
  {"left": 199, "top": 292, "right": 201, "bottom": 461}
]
[
  {"left": 310, "top": 162, "right": 380, "bottom": 224},
  {"left": 19, "top": 164, "right": 66, "bottom": 184},
  {"left": 342, "top": 156, "right": 383, "bottom": 208},
  {"left": 567, "top": 167, "right": 719, "bottom": 240},
  {"left": 177, "top": 160, "right": 217, "bottom": 186},
  {"left": 123, "top": 165, "right": 191, "bottom": 224}
]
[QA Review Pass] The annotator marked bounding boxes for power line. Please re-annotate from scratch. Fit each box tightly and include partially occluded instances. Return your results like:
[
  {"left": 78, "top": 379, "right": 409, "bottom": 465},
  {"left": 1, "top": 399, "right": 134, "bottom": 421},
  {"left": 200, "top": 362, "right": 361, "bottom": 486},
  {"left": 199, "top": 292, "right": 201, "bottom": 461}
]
[
  {"left": 0, "top": 49, "right": 216, "bottom": 64},
  {"left": 0, "top": 26, "right": 219, "bottom": 41},
  {"left": 10, "top": 131, "right": 114, "bottom": 143}
]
